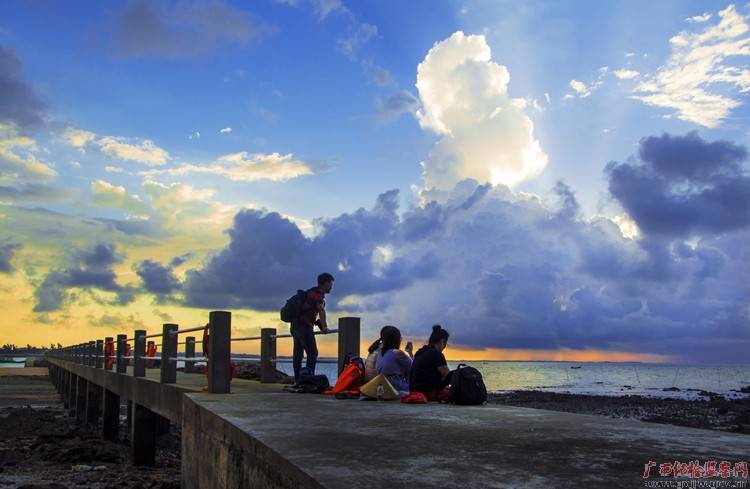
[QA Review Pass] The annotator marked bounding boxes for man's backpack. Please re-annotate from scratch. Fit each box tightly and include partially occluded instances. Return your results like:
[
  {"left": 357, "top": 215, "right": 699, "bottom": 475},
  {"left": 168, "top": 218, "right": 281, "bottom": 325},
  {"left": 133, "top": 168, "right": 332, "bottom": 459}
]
[
  {"left": 280, "top": 289, "right": 306, "bottom": 323},
  {"left": 447, "top": 364, "right": 487, "bottom": 405}
]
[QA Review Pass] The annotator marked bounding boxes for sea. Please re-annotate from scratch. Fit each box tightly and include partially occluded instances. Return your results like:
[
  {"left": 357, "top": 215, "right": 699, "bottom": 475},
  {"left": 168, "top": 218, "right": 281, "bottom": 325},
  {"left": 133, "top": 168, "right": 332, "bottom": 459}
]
[
  {"left": 3, "top": 357, "right": 748, "bottom": 400},
  {"left": 275, "top": 360, "right": 750, "bottom": 400}
]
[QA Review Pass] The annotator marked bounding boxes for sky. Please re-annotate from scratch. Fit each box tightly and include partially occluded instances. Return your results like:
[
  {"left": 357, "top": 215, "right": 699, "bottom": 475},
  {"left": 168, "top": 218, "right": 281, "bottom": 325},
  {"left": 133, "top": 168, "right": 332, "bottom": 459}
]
[{"left": 1, "top": 0, "right": 749, "bottom": 363}]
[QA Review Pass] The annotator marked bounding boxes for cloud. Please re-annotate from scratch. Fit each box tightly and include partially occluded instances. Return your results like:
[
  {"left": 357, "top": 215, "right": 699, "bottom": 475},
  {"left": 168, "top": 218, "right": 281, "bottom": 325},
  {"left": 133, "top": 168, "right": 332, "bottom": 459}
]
[
  {"left": 104, "top": 166, "right": 125, "bottom": 173},
  {"left": 87, "top": 312, "right": 145, "bottom": 330},
  {"left": 607, "top": 132, "right": 750, "bottom": 237},
  {"left": 632, "top": 5, "right": 750, "bottom": 127},
  {"left": 313, "top": 0, "right": 347, "bottom": 21},
  {"left": 613, "top": 69, "right": 639, "bottom": 80},
  {"left": 91, "top": 179, "right": 148, "bottom": 215},
  {"left": 415, "top": 31, "right": 547, "bottom": 189},
  {"left": 686, "top": 12, "right": 712, "bottom": 23},
  {"left": 375, "top": 90, "right": 420, "bottom": 122},
  {"left": 62, "top": 127, "right": 170, "bottom": 165},
  {"left": 569, "top": 79, "right": 593, "bottom": 97},
  {"left": 96, "top": 136, "right": 170, "bottom": 165},
  {"left": 219, "top": 127, "right": 232, "bottom": 134},
  {"left": 175, "top": 162, "right": 749, "bottom": 363},
  {"left": 0, "top": 46, "right": 46, "bottom": 130},
  {"left": 371, "top": 66, "right": 392, "bottom": 86},
  {"left": 181, "top": 190, "right": 437, "bottom": 310},
  {"left": 337, "top": 23, "right": 377, "bottom": 59},
  {"left": 0, "top": 183, "right": 70, "bottom": 203},
  {"left": 112, "top": 0, "right": 263, "bottom": 59},
  {"left": 135, "top": 258, "right": 182, "bottom": 297},
  {"left": 0, "top": 124, "right": 56, "bottom": 180},
  {"left": 33, "top": 243, "right": 136, "bottom": 312},
  {"left": 63, "top": 128, "right": 96, "bottom": 148},
  {"left": 564, "top": 67, "right": 608, "bottom": 99},
  {"left": 0, "top": 240, "right": 21, "bottom": 273},
  {"left": 139, "top": 152, "right": 317, "bottom": 182}
]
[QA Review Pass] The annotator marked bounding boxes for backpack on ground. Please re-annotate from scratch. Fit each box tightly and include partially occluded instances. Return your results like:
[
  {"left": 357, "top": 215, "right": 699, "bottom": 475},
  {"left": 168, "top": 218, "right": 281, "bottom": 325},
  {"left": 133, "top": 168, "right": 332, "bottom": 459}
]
[
  {"left": 280, "top": 289, "right": 306, "bottom": 323},
  {"left": 325, "top": 356, "right": 365, "bottom": 396},
  {"left": 447, "top": 364, "right": 487, "bottom": 405},
  {"left": 293, "top": 368, "right": 330, "bottom": 394}
]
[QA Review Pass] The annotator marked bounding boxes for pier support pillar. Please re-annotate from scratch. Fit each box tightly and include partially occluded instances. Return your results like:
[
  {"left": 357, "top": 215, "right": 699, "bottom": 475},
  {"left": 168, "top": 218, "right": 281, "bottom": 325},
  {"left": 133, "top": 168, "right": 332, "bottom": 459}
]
[
  {"left": 102, "top": 389, "right": 120, "bottom": 442},
  {"left": 338, "top": 317, "right": 361, "bottom": 374},
  {"left": 68, "top": 373, "right": 77, "bottom": 416},
  {"left": 156, "top": 413, "right": 170, "bottom": 436},
  {"left": 85, "top": 382, "right": 102, "bottom": 425},
  {"left": 62, "top": 370, "right": 70, "bottom": 409},
  {"left": 75, "top": 376, "right": 87, "bottom": 425},
  {"left": 131, "top": 403, "right": 157, "bottom": 466}
]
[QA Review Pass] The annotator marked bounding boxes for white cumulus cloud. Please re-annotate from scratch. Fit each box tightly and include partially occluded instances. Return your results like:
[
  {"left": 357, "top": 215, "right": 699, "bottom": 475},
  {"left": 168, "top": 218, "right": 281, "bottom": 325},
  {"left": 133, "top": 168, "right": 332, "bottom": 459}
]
[
  {"left": 91, "top": 179, "right": 148, "bottom": 214},
  {"left": 219, "top": 127, "right": 232, "bottom": 134},
  {"left": 62, "top": 127, "right": 171, "bottom": 165},
  {"left": 613, "top": 69, "right": 640, "bottom": 79},
  {"left": 415, "top": 31, "right": 547, "bottom": 189}
]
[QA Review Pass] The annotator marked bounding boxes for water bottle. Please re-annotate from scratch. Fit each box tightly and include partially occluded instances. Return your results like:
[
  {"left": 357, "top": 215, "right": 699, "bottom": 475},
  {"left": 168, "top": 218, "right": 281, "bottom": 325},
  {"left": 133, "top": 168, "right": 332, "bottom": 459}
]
[{"left": 376, "top": 383, "right": 384, "bottom": 401}]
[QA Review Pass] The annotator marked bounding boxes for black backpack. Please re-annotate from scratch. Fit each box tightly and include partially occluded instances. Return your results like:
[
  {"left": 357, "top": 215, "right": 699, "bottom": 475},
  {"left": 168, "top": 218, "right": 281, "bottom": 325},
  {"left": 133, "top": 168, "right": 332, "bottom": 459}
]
[
  {"left": 296, "top": 368, "right": 330, "bottom": 394},
  {"left": 280, "top": 289, "right": 306, "bottom": 323},
  {"left": 448, "top": 364, "right": 487, "bottom": 405}
]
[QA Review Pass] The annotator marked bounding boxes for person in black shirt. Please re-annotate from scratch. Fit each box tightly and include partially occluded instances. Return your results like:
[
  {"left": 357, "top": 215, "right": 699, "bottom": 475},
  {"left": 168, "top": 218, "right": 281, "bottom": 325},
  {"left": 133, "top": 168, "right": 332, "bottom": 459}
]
[{"left": 409, "top": 325, "right": 451, "bottom": 401}]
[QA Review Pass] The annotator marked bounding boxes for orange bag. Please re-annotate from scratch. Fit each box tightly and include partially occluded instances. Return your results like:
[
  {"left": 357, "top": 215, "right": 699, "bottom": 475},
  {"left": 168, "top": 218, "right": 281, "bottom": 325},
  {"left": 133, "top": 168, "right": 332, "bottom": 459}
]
[{"left": 327, "top": 360, "right": 364, "bottom": 395}]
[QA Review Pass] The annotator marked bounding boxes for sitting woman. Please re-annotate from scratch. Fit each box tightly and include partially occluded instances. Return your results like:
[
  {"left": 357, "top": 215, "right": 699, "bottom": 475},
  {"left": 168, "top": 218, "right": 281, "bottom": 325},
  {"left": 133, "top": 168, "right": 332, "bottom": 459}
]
[
  {"left": 374, "top": 325, "right": 413, "bottom": 395},
  {"left": 408, "top": 325, "right": 451, "bottom": 401},
  {"left": 364, "top": 326, "right": 387, "bottom": 382}
]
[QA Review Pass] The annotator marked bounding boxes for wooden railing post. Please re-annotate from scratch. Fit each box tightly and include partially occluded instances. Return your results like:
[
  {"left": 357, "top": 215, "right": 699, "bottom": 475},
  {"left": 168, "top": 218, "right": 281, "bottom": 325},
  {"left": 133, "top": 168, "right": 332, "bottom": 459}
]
[
  {"left": 116, "top": 334, "right": 127, "bottom": 374},
  {"left": 337, "top": 317, "right": 361, "bottom": 373},
  {"left": 95, "top": 340, "right": 103, "bottom": 369},
  {"left": 160, "top": 324, "right": 178, "bottom": 384},
  {"left": 185, "top": 336, "right": 196, "bottom": 374},
  {"left": 133, "top": 329, "right": 146, "bottom": 377},
  {"left": 208, "top": 311, "right": 231, "bottom": 393},
  {"left": 87, "top": 340, "right": 95, "bottom": 366},
  {"left": 260, "top": 328, "right": 277, "bottom": 383}
]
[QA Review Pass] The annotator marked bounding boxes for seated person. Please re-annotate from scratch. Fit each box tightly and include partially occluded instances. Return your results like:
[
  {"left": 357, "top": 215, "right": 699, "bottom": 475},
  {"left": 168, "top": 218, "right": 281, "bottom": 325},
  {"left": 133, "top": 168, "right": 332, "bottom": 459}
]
[
  {"left": 375, "top": 325, "right": 413, "bottom": 395},
  {"left": 364, "top": 327, "right": 387, "bottom": 382},
  {"left": 408, "top": 325, "right": 451, "bottom": 401}
]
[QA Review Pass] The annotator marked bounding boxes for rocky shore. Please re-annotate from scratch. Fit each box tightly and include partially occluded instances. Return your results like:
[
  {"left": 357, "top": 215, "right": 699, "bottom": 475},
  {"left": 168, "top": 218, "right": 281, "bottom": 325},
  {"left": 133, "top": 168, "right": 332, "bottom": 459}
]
[
  {"left": 489, "top": 390, "right": 750, "bottom": 434},
  {"left": 0, "top": 371, "right": 178, "bottom": 489}
]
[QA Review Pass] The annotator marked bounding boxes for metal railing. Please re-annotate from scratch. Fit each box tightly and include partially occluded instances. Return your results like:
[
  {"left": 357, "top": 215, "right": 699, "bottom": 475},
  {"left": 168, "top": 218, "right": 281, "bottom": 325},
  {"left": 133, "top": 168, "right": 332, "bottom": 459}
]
[{"left": 45, "top": 312, "right": 361, "bottom": 392}]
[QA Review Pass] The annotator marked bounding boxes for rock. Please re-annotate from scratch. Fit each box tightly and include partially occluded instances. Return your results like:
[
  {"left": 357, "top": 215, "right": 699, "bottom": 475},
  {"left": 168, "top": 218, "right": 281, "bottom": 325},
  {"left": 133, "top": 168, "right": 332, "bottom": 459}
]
[
  {"left": 232, "top": 361, "right": 291, "bottom": 382},
  {"left": 71, "top": 464, "right": 93, "bottom": 472},
  {"left": 94, "top": 465, "right": 107, "bottom": 471},
  {"left": 662, "top": 387, "right": 681, "bottom": 392}
]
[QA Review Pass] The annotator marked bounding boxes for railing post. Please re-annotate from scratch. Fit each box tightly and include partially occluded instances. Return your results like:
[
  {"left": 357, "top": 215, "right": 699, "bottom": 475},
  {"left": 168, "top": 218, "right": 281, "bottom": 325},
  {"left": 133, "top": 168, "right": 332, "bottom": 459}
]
[
  {"left": 260, "top": 328, "right": 277, "bottom": 383},
  {"left": 337, "top": 317, "right": 361, "bottom": 373},
  {"left": 116, "top": 334, "right": 127, "bottom": 374},
  {"left": 104, "top": 337, "right": 113, "bottom": 371},
  {"left": 133, "top": 329, "right": 146, "bottom": 377},
  {"left": 208, "top": 311, "right": 231, "bottom": 393},
  {"left": 95, "top": 339, "right": 103, "bottom": 369},
  {"left": 185, "top": 336, "right": 196, "bottom": 374},
  {"left": 87, "top": 340, "right": 95, "bottom": 366},
  {"left": 160, "top": 324, "right": 178, "bottom": 384}
]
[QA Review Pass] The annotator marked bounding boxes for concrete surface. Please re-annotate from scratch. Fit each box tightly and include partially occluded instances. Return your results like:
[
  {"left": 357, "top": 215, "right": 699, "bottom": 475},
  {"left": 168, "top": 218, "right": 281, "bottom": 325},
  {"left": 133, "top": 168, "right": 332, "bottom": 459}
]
[
  {"left": 47, "top": 360, "right": 750, "bottom": 489},
  {"left": 185, "top": 383, "right": 750, "bottom": 489}
]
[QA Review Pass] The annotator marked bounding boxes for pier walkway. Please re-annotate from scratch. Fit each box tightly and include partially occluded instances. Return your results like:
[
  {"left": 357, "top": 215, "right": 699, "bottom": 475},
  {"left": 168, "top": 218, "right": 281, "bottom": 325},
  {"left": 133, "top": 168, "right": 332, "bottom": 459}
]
[{"left": 45, "top": 312, "right": 750, "bottom": 488}]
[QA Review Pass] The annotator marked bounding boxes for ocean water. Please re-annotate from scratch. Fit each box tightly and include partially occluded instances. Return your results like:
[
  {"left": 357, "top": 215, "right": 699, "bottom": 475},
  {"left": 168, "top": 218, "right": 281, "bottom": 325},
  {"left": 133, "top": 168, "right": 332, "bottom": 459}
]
[
  {"left": 275, "top": 360, "right": 750, "bottom": 399},
  {"left": 0, "top": 359, "right": 26, "bottom": 368}
]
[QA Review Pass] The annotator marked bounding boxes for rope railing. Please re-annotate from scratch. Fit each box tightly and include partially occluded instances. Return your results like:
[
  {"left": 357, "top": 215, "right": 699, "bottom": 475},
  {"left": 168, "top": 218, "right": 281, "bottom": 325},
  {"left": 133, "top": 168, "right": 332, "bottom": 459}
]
[{"left": 44, "top": 311, "right": 362, "bottom": 392}]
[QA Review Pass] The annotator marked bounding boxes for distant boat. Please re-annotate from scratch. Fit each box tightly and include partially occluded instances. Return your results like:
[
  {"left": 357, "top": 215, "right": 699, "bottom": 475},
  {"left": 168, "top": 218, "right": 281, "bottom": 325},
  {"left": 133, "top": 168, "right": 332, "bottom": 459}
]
[{"left": 570, "top": 366, "right": 582, "bottom": 369}]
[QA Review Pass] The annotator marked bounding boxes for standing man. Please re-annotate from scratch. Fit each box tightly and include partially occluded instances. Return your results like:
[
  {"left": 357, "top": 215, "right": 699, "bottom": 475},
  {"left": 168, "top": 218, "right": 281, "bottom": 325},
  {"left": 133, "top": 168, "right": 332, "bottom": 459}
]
[{"left": 291, "top": 272, "right": 334, "bottom": 382}]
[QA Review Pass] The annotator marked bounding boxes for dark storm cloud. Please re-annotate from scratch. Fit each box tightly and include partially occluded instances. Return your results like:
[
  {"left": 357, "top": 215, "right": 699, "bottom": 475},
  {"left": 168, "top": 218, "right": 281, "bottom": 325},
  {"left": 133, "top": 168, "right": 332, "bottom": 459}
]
[
  {"left": 182, "top": 190, "right": 438, "bottom": 310},
  {"left": 0, "top": 241, "right": 21, "bottom": 273},
  {"left": 0, "top": 46, "right": 46, "bottom": 129},
  {"left": 112, "top": 0, "right": 265, "bottom": 59},
  {"left": 135, "top": 257, "right": 186, "bottom": 297},
  {"left": 607, "top": 132, "right": 750, "bottom": 236},
  {"left": 33, "top": 243, "right": 136, "bottom": 312}
]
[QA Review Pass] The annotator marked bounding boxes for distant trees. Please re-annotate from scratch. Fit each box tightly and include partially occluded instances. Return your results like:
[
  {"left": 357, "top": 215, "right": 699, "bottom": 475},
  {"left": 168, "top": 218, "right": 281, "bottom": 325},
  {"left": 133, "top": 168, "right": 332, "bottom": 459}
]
[{"left": 0, "top": 343, "right": 49, "bottom": 353}]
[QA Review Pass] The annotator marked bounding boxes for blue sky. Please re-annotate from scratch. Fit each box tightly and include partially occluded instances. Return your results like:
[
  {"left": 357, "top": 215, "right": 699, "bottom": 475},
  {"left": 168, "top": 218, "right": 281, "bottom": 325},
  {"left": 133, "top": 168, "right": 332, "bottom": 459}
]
[{"left": 1, "top": 0, "right": 749, "bottom": 363}]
